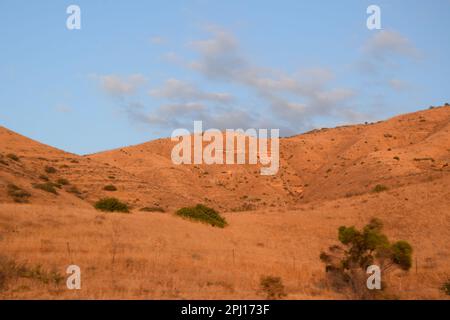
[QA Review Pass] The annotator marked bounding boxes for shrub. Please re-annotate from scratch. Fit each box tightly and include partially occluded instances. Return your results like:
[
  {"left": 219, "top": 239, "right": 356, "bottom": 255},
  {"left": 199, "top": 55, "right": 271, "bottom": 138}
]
[
  {"left": 44, "top": 166, "right": 57, "bottom": 174},
  {"left": 140, "top": 206, "right": 165, "bottom": 213},
  {"left": 0, "top": 255, "right": 63, "bottom": 291},
  {"left": 320, "top": 218, "right": 413, "bottom": 299},
  {"left": 7, "top": 184, "right": 31, "bottom": 203},
  {"left": 67, "top": 186, "right": 80, "bottom": 193},
  {"left": 259, "top": 276, "right": 287, "bottom": 299},
  {"left": 56, "top": 178, "right": 69, "bottom": 185},
  {"left": 33, "top": 182, "right": 58, "bottom": 194},
  {"left": 66, "top": 185, "right": 82, "bottom": 196},
  {"left": 94, "top": 197, "right": 129, "bottom": 213},
  {"left": 393, "top": 156, "right": 400, "bottom": 161},
  {"left": 442, "top": 279, "right": 450, "bottom": 296},
  {"left": 413, "top": 157, "right": 435, "bottom": 162},
  {"left": 39, "top": 175, "right": 49, "bottom": 181},
  {"left": 103, "top": 184, "right": 117, "bottom": 191},
  {"left": 175, "top": 204, "right": 227, "bottom": 228},
  {"left": 6, "top": 153, "right": 19, "bottom": 161},
  {"left": 372, "top": 184, "right": 388, "bottom": 193}
]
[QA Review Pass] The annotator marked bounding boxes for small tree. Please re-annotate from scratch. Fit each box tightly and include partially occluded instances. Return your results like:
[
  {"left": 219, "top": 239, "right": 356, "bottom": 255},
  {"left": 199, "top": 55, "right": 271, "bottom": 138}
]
[{"left": 320, "top": 218, "right": 412, "bottom": 299}]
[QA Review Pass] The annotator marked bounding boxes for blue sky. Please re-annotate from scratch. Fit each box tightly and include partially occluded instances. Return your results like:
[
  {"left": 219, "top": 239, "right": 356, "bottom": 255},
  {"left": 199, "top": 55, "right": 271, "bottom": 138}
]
[{"left": 0, "top": 0, "right": 449, "bottom": 154}]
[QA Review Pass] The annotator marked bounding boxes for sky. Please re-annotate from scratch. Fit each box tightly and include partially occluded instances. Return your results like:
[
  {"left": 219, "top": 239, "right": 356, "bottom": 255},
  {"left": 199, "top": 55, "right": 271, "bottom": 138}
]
[{"left": 0, "top": 0, "right": 449, "bottom": 155}]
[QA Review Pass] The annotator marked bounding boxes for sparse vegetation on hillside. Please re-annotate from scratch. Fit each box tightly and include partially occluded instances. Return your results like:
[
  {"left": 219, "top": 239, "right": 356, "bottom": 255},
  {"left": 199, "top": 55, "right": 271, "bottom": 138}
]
[
  {"left": 441, "top": 279, "right": 450, "bottom": 296},
  {"left": 6, "top": 153, "right": 19, "bottom": 161},
  {"left": 103, "top": 184, "right": 117, "bottom": 191},
  {"left": 413, "top": 157, "right": 435, "bottom": 162},
  {"left": 176, "top": 204, "right": 227, "bottom": 228},
  {"left": 7, "top": 184, "right": 31, "bottom": 203},
  {"left": 33, "top": 182, "right": 58, "bottom": 194},
  {"left": 372, "top": 184, "right": 388, "bottom": 193},
  {"left": 57, "top": 178, "right": 69, "bottom": 185},
  {"left": 140, "top": 206, "right": 165, "bottom": 213},
  {"left": 320, "top": 218, "right": 413, "bottom": 299},
  {"left": 259, "top": 276, "right": 286, "bottom": 299},
  {"left": 66, "top": 185, "right": 81, "bottom": 195},
  {"left": 94, "top": 197, "right": 129, "bottom": 213},
  {"left": 44, "top": 166, "right": 57, "bottom": 174},
  {"left": 0, "top": 255, "right": 63, "bottom": 291}
]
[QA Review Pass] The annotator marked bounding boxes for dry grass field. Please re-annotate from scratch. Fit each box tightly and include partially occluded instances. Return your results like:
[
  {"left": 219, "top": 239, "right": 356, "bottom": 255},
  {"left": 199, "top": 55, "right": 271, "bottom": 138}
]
[{"left": 0, "top": 105, "right": 449, "bottom": 299}]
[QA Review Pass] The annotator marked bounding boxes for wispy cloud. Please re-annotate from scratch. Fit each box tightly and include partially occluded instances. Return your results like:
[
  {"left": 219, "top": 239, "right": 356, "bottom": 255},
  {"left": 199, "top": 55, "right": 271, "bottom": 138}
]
[
  {"left": 98, "top": 27, "right": 421, "bottom": 136},
  {"left": 186, "top": 26, "right": 357, "bottom": 130},
  {"left": 359, "top": 30, "right": 420, "bottom": 74},
  {"left": 149, "top": 78, "right": 234, "bottom": 103},
  {"left": 93, "top": 74, "right": 147, "bottom": 97}
]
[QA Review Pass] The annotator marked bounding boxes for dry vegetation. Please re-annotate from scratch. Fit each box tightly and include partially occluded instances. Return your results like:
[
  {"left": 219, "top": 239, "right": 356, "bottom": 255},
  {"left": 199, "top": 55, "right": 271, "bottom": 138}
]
[{"left": 0, "top": 105, "right": 449, "bottom": 299}]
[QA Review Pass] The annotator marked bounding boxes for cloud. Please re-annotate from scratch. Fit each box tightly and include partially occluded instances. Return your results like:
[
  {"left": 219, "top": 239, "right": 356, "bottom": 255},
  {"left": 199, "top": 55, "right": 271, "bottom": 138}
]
[
  {"left": 359, "top": 30, "right": 420, "bottom": 74},
  {"left": 149, "top": 78, "right": 234, "bottom": 103},
  {"left": 149, "top": 36, "right": 165, "bottom": 45},
  {"left": 363, "top": 30, "right": 419, "bottom": 60},
  {"left": 388, "top": 78, "right": 411, "bottom": 91},
  {"left": 93, "top": 74, "right": 146, "bottom": 97},
  {"left": 125, "top": 100, "right": 257, "bottom": 131},
  {"left": 186, "top": 27, "right": 357, "bottom": 130}
]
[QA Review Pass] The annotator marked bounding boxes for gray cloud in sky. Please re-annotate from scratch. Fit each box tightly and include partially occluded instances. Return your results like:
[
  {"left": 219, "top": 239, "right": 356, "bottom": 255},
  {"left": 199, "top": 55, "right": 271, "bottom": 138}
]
[
  {"left": 98, "top": 27, "right": 420, "bottom": 136},
  {"left": 149, "top": 78, "right": 234, "bottom": 104},
  {"left": 187, "top": 27, "right": 358, "bottom": 130},
  {"left": 94, "top": 74, "right": 147, "bottom": 97}
]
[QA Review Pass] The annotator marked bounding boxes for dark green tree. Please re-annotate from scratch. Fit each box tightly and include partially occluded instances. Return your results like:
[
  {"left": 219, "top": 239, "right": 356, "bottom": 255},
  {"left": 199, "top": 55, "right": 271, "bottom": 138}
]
[{"left": 320, "top": 218, "right": 413, "bottom": 298}]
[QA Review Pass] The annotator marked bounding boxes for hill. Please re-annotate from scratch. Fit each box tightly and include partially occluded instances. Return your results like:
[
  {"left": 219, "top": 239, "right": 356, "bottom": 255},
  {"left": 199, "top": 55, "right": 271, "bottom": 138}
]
[{"left": 0, "top": 105, "right": 449, "bottom": 299}]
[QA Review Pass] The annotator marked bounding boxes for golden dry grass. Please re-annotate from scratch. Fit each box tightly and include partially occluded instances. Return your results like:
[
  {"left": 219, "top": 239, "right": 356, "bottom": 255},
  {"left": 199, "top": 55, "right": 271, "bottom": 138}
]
[
  {"left": 0, "top": 173, "right": 449, "bottom": 299},
  {"left": 0, "top": 106, "right": 449, "bottom": 299}
]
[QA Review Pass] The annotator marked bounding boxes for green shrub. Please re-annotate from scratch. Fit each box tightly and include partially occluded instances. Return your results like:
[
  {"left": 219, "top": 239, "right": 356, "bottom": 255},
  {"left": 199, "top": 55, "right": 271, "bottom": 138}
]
[
  {"left": 320, "top": 218, "right": 413, "bottom": 298},
  {"left": 441, "top": 279, "right": 450, "bottom": 295},
  {"left": 391, "top": 241, "right": 413, "bottom": 270},
  {"left": 139, "top": 206, "right": 165, "bottom": 213},
  {"left": 372, "top": 184, "right": 388, "bottom": 193},
  {"left": 44, "top": 166, "right": 57, "bottom": 174},
  {"left": 393, "top": 156, "right": 400, "bottom": 161},
  {"left": 175, "top": 204, "right": 227, "bottom": 228},
  {"left": 33, "top": 182, "right": 58, "bottom": 194},
  {"left": 6, "top": 153, "right": 19, "bottom": 161},
  {"left": 7, "top": 184, "right": 31, "bottom": 203},
  {"left": 103, "top": 184, "right": 117, "bottom": 191},
  {"left": 94, "top": 197, "right": 129, "bottom": 213},
  {"left": 56, "top": 178, "right": 69, "bottom": 185},
  {"left": 39, "top": 175, "right": 49, "bottom": 181},
  {"left": 259, "top": 276, "right": 287, "bottom": 299}
]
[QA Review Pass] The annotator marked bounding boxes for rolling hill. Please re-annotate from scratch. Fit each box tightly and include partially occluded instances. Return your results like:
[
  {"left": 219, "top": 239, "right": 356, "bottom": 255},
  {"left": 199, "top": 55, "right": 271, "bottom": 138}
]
[{"left": 0, "top": 105, "right": 449, "bottom": 299}]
